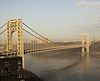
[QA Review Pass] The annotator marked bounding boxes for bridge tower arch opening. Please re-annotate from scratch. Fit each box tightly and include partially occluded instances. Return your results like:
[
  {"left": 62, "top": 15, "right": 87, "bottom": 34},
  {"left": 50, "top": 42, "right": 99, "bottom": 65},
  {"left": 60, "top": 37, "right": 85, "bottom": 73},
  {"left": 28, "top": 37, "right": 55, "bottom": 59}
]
[
  {"left": 82, "top": 34, "right": 90, "bottom": 55},
  {"left": 6, "top": 19, "right": 24, "bottom": 56}
]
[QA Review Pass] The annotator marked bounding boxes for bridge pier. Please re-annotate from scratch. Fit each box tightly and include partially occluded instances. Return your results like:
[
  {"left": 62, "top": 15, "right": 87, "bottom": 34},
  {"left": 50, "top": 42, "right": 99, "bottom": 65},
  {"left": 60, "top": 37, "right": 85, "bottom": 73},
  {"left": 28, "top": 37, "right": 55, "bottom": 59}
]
[{"left": 82, "top": 46, "right": 89, "bottom": 56}]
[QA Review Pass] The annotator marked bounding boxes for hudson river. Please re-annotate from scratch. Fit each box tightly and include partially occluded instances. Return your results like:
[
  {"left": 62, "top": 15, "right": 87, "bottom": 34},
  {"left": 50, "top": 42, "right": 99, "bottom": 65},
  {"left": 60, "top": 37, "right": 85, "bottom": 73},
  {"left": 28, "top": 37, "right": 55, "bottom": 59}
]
[{"left": 25, "top": 47, "right": 100, "bottom": 81}]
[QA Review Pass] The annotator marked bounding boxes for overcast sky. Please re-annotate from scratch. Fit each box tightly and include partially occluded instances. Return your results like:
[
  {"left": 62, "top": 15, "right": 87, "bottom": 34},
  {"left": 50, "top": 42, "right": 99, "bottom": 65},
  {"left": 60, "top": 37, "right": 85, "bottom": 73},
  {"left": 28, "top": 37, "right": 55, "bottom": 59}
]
[{"left": 0, "top": 0, "right": 100, "bottom": 41}]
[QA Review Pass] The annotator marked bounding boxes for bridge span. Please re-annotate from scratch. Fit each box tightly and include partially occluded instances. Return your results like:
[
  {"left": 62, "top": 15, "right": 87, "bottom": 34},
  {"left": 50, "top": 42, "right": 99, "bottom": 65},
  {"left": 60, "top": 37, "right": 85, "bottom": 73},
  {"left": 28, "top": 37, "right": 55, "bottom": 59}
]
[{"left": 0, "top": 18, "right": 91, "bottom": 69}]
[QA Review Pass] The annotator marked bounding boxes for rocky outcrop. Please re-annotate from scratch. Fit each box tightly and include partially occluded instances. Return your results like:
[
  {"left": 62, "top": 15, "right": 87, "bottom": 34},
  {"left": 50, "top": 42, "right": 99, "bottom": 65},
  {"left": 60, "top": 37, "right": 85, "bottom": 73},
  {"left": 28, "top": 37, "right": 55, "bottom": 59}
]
[{"left": 19, "top": 69, "right": 43, "bottom": 81}]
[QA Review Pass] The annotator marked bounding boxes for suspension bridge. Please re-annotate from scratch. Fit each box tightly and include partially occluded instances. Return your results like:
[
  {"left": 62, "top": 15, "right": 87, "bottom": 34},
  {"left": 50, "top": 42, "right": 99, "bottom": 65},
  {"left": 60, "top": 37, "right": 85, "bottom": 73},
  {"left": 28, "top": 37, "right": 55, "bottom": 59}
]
[
  {"left": 1, "top": 18, "right": 97, "bottom": 81},
  {"left": 0, "top": 19, "right": 83, "bottom": 55},
  {"left": 0, "top": 19, "right": 91, "bottom": 69}
]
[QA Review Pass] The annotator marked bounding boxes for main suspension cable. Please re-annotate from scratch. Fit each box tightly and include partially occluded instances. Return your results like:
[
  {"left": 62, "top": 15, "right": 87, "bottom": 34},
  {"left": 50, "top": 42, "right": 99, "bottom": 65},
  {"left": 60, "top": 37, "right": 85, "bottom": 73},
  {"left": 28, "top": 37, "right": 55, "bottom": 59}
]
[
  {"left": 0, "top": 23, "right": 7, "bottom": 30},
  {"left": 22, "top": 28, "right": 50, "bottom": 43},
  {"left": 22, "top": 22, "right": 53, "bottom": 43},
  {"left": 0, "top": 28, "right": 7, "bottom": 36}
]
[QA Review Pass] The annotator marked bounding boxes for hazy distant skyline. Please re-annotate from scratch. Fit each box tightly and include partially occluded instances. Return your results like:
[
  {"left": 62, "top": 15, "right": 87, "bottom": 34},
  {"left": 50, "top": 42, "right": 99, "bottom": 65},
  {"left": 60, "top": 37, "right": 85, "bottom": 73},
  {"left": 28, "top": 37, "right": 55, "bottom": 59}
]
[{"left": 0, "top": 0, "right": 100, "bottom": 41}]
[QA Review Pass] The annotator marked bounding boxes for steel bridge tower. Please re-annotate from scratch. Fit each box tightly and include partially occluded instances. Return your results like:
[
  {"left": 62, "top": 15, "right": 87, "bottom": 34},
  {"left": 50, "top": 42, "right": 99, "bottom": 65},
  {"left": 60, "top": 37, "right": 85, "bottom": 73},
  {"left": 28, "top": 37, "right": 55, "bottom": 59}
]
[
  {"left": 6, "top": 19, "right": 24, "bottom": 56},
  {"left": 6, "top": 19, "right": 24, "bottom": 68},
  {"left": 82, "top": 34, "right": 90, "bottom": 55}
]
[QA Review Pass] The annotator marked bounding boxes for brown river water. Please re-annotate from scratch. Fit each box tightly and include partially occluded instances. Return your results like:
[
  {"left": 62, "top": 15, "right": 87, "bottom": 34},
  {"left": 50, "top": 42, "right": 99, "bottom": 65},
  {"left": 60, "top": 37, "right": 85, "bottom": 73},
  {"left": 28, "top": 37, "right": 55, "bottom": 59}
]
[{"left": 24, "top": 48, "right": 100, "bottom": 81}]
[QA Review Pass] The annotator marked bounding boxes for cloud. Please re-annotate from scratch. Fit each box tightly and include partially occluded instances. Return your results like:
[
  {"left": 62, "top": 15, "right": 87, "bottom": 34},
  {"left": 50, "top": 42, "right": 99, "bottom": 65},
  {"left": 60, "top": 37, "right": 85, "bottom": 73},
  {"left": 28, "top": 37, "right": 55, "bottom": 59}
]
[{"left": 77, "top": 0, "right": 100, "bottom": 9}]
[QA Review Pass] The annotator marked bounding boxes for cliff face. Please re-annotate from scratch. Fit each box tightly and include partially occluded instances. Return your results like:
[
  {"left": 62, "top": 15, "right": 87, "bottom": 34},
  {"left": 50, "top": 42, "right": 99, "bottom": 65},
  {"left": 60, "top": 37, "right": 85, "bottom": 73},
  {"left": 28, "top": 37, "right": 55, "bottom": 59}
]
[
  {"left": 20, "top": 69, "right": 43, "bottom": 81},
  {"left": 90, "top": 42, "right": 100, "bottom": 52}
]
